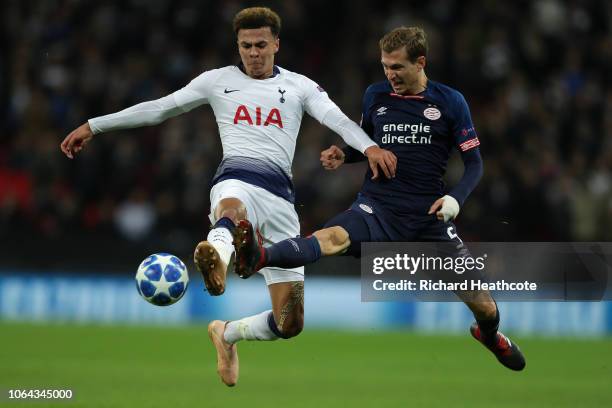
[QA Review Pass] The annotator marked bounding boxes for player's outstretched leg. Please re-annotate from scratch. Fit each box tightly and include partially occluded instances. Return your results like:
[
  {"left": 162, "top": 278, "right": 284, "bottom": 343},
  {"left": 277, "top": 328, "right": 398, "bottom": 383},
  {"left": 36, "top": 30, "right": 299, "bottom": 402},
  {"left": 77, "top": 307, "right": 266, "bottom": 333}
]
[
  {"left": 234, "top": 220, "right": 348, "bottom": 278},
  {"left": 208, "top": 320, "right": 239, "bottom": 386},
  {"left": 194, "top": 242, "right": 234, "bottom": 295},
  {"left": 233, "top": 219, "right": 267, "bottom": 278},
  {"left": 195, "top": 198, "right": 247, "bottom": 295},
  {"left": 470, "top": 322, "right": 526, "bottom": 371},
  {"left": 207, "top": 281, "right": 304, "bottom": 386},
  {"left": 194, "top": 218, "right": 236, "bottom": 295},
  {"left": 462, "top": 294, "right": 526, "bottom": 371}
]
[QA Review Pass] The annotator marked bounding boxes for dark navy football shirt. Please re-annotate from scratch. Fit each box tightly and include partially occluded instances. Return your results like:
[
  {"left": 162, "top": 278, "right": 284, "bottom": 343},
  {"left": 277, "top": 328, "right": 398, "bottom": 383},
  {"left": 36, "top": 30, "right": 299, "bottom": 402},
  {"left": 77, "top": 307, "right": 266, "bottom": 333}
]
[{"left": 346, "top": 80, "right": 482, "bottom": 213}]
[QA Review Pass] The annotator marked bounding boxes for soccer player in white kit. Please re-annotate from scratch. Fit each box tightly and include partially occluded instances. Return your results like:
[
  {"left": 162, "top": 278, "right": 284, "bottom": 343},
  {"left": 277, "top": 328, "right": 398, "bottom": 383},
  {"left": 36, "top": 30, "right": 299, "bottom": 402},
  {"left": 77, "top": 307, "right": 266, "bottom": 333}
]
[{"left": 60, "top": 7, "right": 396, "bottom": 386}]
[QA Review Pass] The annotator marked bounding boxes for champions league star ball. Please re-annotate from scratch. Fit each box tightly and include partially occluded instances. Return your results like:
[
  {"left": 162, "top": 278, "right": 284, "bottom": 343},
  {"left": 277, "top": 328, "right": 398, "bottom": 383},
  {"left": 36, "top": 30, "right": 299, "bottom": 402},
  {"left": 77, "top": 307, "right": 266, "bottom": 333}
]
[{"left": 135, "top": 253, "right": 189, "bottom": 306}]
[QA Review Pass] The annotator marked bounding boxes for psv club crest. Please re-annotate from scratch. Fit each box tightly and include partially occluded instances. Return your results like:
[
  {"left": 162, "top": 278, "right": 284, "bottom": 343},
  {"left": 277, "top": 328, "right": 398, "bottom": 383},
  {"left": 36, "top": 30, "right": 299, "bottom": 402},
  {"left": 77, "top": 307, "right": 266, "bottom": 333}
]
[{"left": 423, "top": 107, "right": 441, "bottom": 120}]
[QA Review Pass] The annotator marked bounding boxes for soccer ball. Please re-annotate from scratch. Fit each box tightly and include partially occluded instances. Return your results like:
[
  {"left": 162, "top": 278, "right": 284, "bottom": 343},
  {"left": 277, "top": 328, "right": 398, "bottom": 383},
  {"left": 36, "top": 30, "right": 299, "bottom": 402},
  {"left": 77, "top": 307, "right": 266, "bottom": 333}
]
[{"left": 135, "top": 253, "right": 189, "bottom": 306}]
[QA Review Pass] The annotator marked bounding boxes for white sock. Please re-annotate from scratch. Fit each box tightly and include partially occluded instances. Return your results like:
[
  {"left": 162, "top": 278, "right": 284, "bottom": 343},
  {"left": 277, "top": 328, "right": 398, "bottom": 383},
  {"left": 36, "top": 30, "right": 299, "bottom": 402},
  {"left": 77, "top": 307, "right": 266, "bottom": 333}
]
[
  {"left": 224, "top": 310, "right": 279, "bottom": 343},
  {"left": 207, "top": 227, "right": 234, "bottom": 265}
]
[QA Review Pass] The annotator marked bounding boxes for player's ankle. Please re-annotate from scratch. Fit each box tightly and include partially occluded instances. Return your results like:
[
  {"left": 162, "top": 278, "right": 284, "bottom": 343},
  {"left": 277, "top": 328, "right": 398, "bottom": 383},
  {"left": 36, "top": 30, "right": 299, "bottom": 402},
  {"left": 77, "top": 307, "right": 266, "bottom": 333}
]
[
  {"left": 475, "top": 307, "right": 500, "bottom": 346},
  {"left": 257, "top": 247, "right": 269, "bottom": 270}
]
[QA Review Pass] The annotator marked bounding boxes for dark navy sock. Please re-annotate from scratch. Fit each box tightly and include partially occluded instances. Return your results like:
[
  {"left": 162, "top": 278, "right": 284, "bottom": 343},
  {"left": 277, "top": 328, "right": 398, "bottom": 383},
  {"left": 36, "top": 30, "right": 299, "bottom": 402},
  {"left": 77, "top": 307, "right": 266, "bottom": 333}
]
[
  {"left": 264, "top": 236, "right": 321, "bottom": 269},
  {"left": 214, "top": 217, "right": 235, "bottom": 231},
  {"left": 476, "top": 306, "right": 500, "bottom": 346},
  {"left": 267, "top": 311, "right": 290, "bottom": 339}
]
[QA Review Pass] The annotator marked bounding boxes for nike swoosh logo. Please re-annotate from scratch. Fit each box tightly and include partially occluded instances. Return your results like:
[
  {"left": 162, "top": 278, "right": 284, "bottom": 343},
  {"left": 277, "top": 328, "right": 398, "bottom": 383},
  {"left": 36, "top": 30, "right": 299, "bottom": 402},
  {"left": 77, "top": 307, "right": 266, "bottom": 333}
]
[{"left": 224, "top": 88, "right": 240, "bottom": 93}]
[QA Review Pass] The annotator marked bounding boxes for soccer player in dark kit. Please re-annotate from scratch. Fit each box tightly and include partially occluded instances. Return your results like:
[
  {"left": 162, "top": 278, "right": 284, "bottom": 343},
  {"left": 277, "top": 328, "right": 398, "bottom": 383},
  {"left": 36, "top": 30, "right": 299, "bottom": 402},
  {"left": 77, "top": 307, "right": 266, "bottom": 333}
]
[{"left": 234, "top": 26, "right": 526, "bottom": 371}]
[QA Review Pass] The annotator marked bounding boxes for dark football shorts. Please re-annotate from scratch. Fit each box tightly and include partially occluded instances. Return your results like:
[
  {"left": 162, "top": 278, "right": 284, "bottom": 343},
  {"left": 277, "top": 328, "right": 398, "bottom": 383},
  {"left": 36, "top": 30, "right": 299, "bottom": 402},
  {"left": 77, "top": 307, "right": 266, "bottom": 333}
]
[{"left": 324, "top": 193, "right": 468, "bottom": 258}]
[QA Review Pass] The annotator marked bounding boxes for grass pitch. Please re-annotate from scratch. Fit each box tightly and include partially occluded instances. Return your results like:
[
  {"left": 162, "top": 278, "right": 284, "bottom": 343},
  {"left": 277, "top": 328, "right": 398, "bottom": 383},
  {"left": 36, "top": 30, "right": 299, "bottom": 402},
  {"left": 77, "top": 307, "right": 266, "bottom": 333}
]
[{"left": 1, "top": 322, "right": 611, "bottom": 407}]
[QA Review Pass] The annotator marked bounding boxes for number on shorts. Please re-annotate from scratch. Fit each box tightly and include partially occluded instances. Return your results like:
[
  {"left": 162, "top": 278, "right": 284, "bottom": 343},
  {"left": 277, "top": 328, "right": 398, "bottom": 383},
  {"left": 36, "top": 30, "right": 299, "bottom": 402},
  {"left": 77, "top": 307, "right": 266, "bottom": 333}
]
[{"left": 447, "top": 226, "right": 464, "bottom": 245}]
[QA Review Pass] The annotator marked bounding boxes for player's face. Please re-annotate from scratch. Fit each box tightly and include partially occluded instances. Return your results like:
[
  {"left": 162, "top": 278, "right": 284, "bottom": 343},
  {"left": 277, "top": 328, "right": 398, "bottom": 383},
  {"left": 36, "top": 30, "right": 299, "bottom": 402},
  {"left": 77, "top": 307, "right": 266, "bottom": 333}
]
[
  {"left": 237, "top": 27, "right": 279, "bottom": 79},
  {"left": 381, "top": 48, "right": 426, "bottom": 95}
]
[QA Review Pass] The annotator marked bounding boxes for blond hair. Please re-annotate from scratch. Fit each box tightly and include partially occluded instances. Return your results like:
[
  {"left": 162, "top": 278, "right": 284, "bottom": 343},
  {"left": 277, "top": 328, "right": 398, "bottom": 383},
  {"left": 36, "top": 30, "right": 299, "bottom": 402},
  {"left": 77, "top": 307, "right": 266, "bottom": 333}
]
[{"left": 379, "top": 27, "right": 428, "bottom": 62}]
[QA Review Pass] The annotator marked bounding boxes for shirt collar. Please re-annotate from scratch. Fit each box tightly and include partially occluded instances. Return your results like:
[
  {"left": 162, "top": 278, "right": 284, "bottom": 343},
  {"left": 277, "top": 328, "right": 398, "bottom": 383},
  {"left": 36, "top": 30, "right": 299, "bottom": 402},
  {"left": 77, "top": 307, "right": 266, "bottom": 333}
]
[{"left": 236, "top": 62, "right": 280, "bottom": 78}]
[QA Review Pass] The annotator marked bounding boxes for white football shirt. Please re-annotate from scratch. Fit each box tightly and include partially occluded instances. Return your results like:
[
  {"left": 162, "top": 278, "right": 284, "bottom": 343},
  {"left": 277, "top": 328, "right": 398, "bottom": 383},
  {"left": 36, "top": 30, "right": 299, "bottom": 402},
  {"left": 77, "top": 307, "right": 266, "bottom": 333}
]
[
  {"left": 89, "top": 65, "right": 376, "bottom": 180},
  {"left": 171, "top": 65, "right": 347, "bottom": 176}
]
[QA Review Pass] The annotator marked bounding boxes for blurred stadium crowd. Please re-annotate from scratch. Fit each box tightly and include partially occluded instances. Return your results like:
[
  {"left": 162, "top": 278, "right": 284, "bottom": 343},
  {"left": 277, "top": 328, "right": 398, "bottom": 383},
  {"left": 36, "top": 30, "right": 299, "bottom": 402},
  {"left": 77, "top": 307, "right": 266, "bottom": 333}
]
[{"left": 1, "top": 0, "right": 611, "bottom": 269}]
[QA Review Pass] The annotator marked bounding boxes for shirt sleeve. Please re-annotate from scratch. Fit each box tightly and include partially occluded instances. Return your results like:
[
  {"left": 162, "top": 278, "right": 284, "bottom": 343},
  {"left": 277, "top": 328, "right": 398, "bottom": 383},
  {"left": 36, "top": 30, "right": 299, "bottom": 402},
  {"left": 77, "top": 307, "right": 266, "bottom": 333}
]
[
  {"left": 360, "top": 84, "right": 376, "bottom": 136},
  {"left": 301, "top": 76, "right": 338, "bottom": 123},
  {"left": 447, "top": 92, "right": 483, "bottom": 205},
  {"left": 88, "top": 69, "right": 220, "bottom": 134},
  {"left": 341, "top": 145, "right": 367, "bottom": 163},
  {"left": 339, "top": 84, "right": 378, "bottom": 162},
  {"left": 302, "top": 76, "right": 377, "bottom": 154},
  {"left": 172, "top": 69, "right": 222, "bottom": 112},
  {"left": 320, "top": 108, "right": 377, "bottom": 154},
  {"left": 451, "top": 92, "right": 480, "bottom": 153},
  {"left": 448, "top": 148, "right": 484, "bottom": 205}
]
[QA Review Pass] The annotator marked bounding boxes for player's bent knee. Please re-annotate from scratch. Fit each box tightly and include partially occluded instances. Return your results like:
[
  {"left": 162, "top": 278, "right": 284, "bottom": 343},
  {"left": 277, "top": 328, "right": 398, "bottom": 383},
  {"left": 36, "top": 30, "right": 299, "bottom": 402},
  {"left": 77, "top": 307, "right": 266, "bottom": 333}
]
[
  {"left": 215, "top": 198, "right": 248, "bottom": 223},
  {"left": 314, "top": 226, "right": 350, "bottom": 256},
  {"left": 280, "top": 316, "right": 304, "bottom": 339}
]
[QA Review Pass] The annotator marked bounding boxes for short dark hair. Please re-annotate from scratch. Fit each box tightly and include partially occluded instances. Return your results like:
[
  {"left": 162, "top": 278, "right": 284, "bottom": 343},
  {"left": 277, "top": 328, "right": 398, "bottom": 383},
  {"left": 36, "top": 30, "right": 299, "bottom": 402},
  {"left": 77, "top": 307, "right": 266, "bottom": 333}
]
[
  {"left": 379, "top": 27, "right": 428, "bottom": 62},
  {"left": 233, "top": 7, "right": 281, "bottom": 37}
]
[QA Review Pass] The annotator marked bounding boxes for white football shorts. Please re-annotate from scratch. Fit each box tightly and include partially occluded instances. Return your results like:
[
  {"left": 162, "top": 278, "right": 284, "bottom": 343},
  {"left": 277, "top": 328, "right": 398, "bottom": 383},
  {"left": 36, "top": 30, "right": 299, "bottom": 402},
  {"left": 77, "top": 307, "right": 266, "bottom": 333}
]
[{"left": 209, "top": 179, "right": 304, "bottom": 286}]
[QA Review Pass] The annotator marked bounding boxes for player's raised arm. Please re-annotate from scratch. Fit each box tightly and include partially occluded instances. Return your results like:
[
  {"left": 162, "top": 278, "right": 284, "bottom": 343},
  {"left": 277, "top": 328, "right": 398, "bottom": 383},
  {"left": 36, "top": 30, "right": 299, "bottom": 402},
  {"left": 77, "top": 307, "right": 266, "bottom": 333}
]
[
  {"left": 301, "top": 78, "right": 397, "bottom": 179},
  {"left": 60, "top": 69, "right": 219, "bottom": 159},
  {"left": 60, "top": 94, "right": 185, "bottom": 158}
]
